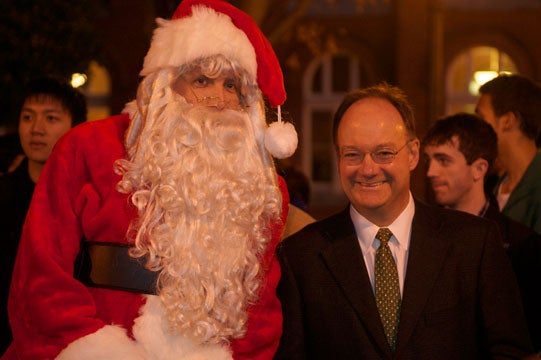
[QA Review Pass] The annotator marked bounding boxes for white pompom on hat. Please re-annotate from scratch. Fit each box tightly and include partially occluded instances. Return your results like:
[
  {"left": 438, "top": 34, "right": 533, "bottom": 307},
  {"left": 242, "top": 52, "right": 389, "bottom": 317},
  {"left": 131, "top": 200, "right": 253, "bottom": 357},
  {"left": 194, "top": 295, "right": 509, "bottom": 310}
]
[{"left": 140, "top": 0, "right": 297, "bottom": 159}]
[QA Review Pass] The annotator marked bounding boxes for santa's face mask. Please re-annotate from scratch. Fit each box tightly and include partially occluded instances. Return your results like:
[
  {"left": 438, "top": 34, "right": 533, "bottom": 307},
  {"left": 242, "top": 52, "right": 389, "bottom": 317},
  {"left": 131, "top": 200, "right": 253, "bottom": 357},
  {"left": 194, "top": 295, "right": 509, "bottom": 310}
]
[{"left": 172, "top": 68, "right": 244, "bottom": 112}]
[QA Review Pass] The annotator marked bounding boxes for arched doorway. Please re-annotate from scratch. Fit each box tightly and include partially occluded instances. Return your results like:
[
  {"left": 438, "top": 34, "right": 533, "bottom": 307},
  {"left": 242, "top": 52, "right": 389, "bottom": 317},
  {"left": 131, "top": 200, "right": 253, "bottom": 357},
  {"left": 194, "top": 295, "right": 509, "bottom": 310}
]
[
  {"left": 445, "top": 46, "right": 518, "bottom": 114},
  {"left": 72, "top": 60, "right": 112, "bottom": 121}
]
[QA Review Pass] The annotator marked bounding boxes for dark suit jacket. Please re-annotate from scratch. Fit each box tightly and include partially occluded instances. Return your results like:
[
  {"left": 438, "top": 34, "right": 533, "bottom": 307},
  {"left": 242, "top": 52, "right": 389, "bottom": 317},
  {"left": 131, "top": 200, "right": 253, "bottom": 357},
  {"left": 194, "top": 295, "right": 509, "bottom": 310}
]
[
  {"left": 484, "top": 202, "right": 541, "bottom": 351},
  {"left": 275, "top": 200, "right": 533, "bottom": 360},
  {"left": 0, "top": 158, "right": 34, "bottom": 354}
]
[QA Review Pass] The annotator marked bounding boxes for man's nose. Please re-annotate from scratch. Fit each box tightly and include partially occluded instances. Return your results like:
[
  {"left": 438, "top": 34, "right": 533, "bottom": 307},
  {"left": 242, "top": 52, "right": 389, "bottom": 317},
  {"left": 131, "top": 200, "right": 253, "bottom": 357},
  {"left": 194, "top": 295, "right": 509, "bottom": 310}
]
[
  {"left": 203, "top": 84, "right": 227, "bottom": 109},
  {"left": 358, "top": 152, "right": 377, "bottom": 175},
  {"left": 31, "top": 117, "right": 46, "bottom": 134},
  {"left": 426, "top": 160, "right": 437, "bottom": 177}
]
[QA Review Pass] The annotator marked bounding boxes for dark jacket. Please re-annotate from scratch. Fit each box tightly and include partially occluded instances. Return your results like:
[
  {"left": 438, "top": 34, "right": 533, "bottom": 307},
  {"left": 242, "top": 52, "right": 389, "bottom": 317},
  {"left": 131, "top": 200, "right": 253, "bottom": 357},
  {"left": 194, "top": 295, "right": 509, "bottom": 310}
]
[
  {"left": 276, "top": 200, "right": 532, "bottom": 359},
  {"left": 0, "top": 158, "right": 35, "bottom": 354},
  {"left": 484, "top": 201, "right": 541, "bottom": 351}
]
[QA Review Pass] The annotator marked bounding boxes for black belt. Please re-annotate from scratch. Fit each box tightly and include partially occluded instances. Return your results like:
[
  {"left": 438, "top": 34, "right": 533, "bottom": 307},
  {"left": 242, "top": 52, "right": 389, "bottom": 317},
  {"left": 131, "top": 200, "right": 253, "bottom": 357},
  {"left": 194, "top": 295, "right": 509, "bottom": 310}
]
[{"left": 74, "top": 240, "right": 158, "bottom": 295}]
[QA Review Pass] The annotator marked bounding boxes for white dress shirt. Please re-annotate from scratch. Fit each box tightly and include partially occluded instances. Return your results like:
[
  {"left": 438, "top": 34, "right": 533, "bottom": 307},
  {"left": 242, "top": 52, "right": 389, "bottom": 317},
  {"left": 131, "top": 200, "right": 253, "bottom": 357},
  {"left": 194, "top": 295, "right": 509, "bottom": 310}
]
[{"left": 350, "top": 193, "right": 415, "bottom": 297}]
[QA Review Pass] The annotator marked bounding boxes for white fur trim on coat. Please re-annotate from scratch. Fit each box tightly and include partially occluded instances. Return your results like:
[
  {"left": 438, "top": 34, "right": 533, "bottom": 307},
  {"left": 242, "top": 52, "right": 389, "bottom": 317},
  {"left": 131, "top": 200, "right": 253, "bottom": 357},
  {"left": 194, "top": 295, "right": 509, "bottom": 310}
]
[
  {"left": 133, "top": 295, "right": 233, "bottom": 360},
  {"left": 141, "top": 6, "right": 257, "bottom": 79},
  {"left": 56, "top": 325, "right": 147, "bottom": 360},
  {"left": 56, "top": 296, "right": 232, "bottom": 360}
]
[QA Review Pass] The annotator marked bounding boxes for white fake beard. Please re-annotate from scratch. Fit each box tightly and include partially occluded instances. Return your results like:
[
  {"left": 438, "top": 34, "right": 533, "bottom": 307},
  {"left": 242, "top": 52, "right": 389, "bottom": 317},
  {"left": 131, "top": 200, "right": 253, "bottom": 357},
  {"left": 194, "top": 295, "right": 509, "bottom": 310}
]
[{"left": 116, "top": 94, "right": 281, "bottom": 345}]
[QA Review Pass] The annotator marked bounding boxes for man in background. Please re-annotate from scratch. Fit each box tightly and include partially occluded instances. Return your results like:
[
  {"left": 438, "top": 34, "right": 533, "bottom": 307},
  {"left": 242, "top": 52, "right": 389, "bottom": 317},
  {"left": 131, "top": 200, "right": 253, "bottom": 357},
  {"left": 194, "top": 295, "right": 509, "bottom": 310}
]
[
  {"left": 476, "top": 74, "right": 541, "bottom": 233},
  {"left": 0, "top": 76, "right": 87, "bottom": 354},
  {"left": 423, "top": 112, "right": 541, "bottom": 350}
]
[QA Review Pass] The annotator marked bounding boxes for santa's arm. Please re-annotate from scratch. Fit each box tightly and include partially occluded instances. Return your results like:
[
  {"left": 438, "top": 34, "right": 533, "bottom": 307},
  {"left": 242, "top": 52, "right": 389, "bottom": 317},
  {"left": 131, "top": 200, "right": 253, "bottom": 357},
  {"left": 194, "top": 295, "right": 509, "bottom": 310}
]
[
  {"left": 230, "top": 176, "right": 289, "bottom": 360},
  {"left": 7, "top": 123, "right": 142, "bottom": 359}
]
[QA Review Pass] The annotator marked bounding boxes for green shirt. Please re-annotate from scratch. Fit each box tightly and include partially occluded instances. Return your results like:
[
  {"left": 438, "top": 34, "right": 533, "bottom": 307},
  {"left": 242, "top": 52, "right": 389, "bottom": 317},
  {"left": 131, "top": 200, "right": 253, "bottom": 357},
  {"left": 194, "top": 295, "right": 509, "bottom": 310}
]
[{"left": 498, "top": 151, "right": 541, "bottom": 234}]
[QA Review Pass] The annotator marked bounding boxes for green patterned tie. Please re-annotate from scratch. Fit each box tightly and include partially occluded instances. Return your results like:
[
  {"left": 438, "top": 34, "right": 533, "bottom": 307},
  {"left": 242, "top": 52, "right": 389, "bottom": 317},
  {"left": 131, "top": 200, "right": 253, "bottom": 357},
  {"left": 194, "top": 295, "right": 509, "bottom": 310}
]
[{"left": 375, "top": 227, "right": 401, "bottom": 351}]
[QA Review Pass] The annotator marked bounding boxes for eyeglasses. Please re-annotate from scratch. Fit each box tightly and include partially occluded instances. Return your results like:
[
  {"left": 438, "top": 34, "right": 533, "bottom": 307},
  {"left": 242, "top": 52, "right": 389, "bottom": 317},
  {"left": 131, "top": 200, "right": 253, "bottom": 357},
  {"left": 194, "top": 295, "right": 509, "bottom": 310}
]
[
  {"left": 340, "top": 140, "right": 413, "bottom": 165},
  {"left": 188, "top": 82, "right": 246, "bottom": 112}
]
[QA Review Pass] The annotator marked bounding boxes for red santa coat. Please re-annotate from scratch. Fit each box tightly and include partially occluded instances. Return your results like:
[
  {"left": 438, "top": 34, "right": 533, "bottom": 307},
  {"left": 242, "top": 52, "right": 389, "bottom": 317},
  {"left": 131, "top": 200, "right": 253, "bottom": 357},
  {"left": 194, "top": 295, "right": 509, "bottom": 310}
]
[{"left": 4, "top": 114, "right": 288, "bottom": 360}]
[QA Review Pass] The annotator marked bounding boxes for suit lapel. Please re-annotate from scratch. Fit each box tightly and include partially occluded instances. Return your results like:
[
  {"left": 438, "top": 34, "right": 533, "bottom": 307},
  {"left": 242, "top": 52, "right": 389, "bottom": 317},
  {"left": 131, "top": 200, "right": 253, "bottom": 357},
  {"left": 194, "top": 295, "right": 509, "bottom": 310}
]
[
  {"left": 319, "top": 209, "right": 392, "bottom": 357},
  {"left": 395, "top": 201, "right": 451, "bottom": 354}
]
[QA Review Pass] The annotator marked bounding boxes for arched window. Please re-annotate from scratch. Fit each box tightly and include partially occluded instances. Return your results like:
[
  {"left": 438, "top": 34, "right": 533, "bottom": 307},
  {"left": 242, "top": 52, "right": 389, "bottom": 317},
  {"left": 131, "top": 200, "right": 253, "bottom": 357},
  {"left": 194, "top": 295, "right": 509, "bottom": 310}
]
[
  {"left": 302, "top": 53, "right": 374, "bottom": 212},
  {"left": 445, "top": 46, "right": 518, "bottom": 114}
]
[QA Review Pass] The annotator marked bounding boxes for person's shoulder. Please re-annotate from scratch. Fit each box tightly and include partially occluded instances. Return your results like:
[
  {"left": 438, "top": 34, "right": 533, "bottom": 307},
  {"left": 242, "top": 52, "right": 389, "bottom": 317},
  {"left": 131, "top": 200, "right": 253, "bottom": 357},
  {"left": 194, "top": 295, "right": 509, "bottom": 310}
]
[
  {"left": 66, "top": 114, "right": 130, "bottom": 141},
  {"left": 55, "top": 114, "right": 130, "bottom": 152},
  {"left": 0, "top": 162, "right": 32, "bottom": 216},
  {"left": 0, "top": 159, "right": 28, "bottom": 189},
  {"left": 289, "top": 208, "right": 350, "bottom": 234},
  {"left": 282, "top": 204, "right": 315, "bottom": 239},
  {"left": 524, "top": 151, "right": 541, "bottom": 187},
  {"left": 0, "top": 171, "right": 15, "bottom": 200},
  {"left": 505, "top": 215, "right": 540, "bottom": 251},
  {"left": 279, "top": 208, "right": 352, "bottom": 250},
  {"left": 0, "top": 167, "right": 16, "bottom": 184},
  {"left": 485, "top": 202, "right": 537, "bottom": 246},
  {"left": 416, "top": 200, "right": 511, "bottom": 258},
  {"left": 485, "top": 203, "right": 533, "bottom": 234},
  {"left": 414, "top": 199, "right": 497, "bottom": 232},
  {"left": 415, "top": 199, "right": 478, "bottom": 221}
]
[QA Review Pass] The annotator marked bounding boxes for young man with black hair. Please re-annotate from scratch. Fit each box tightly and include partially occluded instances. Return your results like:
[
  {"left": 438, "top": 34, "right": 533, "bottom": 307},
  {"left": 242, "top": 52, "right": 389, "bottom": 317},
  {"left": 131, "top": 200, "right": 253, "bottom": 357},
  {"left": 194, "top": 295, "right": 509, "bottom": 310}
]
[{"left": 0, "top": 76, "right": 87, "bottom": 354}]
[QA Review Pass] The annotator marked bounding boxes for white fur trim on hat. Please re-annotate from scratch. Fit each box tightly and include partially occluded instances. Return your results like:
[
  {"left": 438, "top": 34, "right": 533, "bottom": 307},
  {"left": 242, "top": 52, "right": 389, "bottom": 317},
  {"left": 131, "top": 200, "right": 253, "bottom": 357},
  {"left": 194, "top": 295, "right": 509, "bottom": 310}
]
[
  {"left": 141, "top": 6, "right": 257, "bottom": 79},
  {"left": 264, "top": 106, "right": 298, "bottom": 159},
  {"left": 265, "top": 121, "right": 298, "bottom": 159}
]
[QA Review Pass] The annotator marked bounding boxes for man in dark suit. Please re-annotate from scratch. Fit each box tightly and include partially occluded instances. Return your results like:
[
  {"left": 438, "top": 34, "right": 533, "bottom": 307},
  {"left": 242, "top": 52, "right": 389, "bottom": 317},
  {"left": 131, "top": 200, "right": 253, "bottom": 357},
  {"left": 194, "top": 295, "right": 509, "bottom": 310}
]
[
  {"left": 423, "top": 112, "right": 541, "bottom": 351},
  {"left": 275, "top": 84, "right": 533, "bottom": 359}
]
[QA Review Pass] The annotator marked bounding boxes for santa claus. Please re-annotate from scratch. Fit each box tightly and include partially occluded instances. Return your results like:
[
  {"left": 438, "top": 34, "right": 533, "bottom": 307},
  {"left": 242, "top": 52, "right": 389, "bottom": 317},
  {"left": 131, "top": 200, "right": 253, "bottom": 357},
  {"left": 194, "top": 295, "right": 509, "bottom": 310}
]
[{"left": 3, "top": 0, "right": 297, "bottom": 359}]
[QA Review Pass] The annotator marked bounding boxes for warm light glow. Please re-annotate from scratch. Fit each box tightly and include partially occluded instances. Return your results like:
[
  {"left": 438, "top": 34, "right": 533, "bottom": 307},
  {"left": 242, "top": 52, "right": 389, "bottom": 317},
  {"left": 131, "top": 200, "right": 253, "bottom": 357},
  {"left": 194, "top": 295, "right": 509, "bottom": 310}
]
[
  {"left": 469, "top": 70, "right": 498, "bottom": 95},
  {"left": 71, "top": 73, "right": 87, "bottom": 88},
  {"left": 474, "top": 71, "right": 498, "bottom": 85}
]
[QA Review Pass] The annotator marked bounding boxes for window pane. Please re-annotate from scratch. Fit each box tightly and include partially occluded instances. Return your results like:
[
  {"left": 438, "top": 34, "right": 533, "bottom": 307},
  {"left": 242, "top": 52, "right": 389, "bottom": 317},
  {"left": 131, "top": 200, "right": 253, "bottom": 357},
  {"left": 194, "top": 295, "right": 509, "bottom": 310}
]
[
  {"left": 332, "top": 56, "right": 350, "bottom": 92},
  {"left": 312, "top": 63, "right": 323, "bottom": 93},
  {"left": 311, "top": 110, "right": 333, "bottom": 181},
  {"left": 359, "top": 62, "right": 369, "bottom": 89}
]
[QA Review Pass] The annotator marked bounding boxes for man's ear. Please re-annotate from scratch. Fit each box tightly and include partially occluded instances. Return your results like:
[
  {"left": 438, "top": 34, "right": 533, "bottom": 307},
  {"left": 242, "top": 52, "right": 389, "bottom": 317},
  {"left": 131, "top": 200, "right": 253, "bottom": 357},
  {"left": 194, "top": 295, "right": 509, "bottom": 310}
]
[
  {"left": 471, "top": 158, "right": 489, "bottom": 182},
  {"left": 500, "top": 111, "right": 518, "bottom": 131},
  {"left": 408, "top": 138, "right": 420, "bottom": 171}
]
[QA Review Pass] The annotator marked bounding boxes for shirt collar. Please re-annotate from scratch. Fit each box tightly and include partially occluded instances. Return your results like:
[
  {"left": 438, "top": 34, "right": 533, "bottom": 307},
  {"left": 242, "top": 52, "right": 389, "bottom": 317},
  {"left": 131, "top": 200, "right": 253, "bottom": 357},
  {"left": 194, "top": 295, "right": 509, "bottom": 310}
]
[{"left": 350, "top": 193, "right": 415, "bottom": 252}]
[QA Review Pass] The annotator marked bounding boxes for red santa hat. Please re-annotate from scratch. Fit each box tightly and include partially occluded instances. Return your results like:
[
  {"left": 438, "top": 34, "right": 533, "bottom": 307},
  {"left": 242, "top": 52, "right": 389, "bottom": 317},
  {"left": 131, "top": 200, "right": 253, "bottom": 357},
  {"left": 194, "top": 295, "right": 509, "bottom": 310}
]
[{"left": 140, "top": 0, "right": 297, "bottom": 159}]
